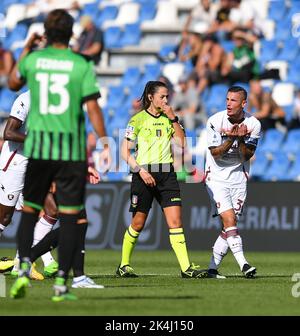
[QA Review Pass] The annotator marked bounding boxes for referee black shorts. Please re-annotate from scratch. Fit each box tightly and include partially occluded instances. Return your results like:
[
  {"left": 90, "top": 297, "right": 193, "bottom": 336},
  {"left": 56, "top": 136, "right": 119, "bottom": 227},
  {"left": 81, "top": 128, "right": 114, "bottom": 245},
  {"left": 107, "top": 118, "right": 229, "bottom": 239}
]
[
  {"left": 129, "top": 164, "right": 181, "bottom": 214},
  {"left": 23, "top": 158, "right": 87, "bottom": 212}
]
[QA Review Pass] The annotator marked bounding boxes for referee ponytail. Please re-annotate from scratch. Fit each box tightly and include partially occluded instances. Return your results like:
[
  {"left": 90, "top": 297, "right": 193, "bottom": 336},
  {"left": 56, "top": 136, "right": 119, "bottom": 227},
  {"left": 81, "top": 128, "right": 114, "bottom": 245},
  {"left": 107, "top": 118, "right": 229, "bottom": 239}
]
[{"left": 139, "top": 81, "right": 167, "bottom": 110}]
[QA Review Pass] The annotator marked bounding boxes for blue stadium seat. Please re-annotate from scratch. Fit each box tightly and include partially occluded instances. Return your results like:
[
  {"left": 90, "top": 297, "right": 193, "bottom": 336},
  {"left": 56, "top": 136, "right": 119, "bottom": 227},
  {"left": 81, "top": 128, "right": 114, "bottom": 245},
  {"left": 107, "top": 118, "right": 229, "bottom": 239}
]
[
  {"left": 274, "top": 19, "right": 292, "bottom": 41},
  {"left": 103, "top": 26, "right": 122, "bottom": 49},
  {"left": 138, "top": 2, "right": 157, "bottom": 23},
  {"left": 0, "top": 88, "right": 17, "bottom": 114},
  {"left": 96, "top": 6, "right": 119, "bottom": 27},
  {"left": 121, "top": 66, "right": 141, "bottom": 88},
  {"left": 143, "top": 63, "right": 161, "bottom": 79},
  {"left": 81, "top": 2, "right": 100, "bottom": 21},
  {"left": 276, "top": 38, "right": 300, "bottom": 62},
  {"left": 286, "top": 153, "right": 300, "bottom": 180},
  {"left": 205, "top": 84, "right": 228, "bottom": 115},
  {"left": 268, "top": 1, "right": 287, "bottom": 22},
  {"left": 281, "top": 129, "right": 300, "bottom": 155},
  {"left": 259, "top": 129, "right": 286, "bottom": 154},
  {"left": 158, "top": 44, "right": 178, "bottom": 62},
  {"left": 3, "top": 23, "right": 28, "bottom": 49},
  {"left": 250, "top": 151, "right": 269, "bottom": 180},
  {"left": 106, "top": 86, "right": 126, "bottom": 110},
  {"left": 119, "top": 23, "right": 141, "bottom": 47},
  {"left": 286, "top": 59, "right": 300, "bottom": 86},
  {"left": 261, "top": 151, "right": 291, "bottom": 181},
  {"left": 259, "top": 39, "right": 279, "bottom": 64}
]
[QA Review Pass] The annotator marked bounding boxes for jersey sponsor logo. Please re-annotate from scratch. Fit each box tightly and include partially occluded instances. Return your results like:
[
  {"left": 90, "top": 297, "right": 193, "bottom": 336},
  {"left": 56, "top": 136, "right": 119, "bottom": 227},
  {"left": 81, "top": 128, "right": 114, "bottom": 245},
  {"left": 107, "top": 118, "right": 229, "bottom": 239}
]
[{"left": 171, "top": 197, "right": 181, "bottom": 202}]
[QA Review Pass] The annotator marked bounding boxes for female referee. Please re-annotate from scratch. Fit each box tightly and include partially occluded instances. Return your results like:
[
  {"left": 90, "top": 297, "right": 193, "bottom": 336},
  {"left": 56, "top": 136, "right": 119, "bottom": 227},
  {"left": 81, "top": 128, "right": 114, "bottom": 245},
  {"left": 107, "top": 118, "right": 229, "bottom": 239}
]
[{"left": 116, "top": 80, "right": 208, "bottom": 279}]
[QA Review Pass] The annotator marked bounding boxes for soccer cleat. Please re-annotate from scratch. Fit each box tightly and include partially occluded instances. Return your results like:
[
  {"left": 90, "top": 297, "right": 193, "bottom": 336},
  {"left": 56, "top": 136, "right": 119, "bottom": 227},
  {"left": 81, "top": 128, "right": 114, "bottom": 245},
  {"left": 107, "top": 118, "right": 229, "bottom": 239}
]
[
  {"left": 207, "top": 268, "right": 227, "bottom": 279},
  {"left": 71, "top": 276, "right": 104, "bottom": 289},
  {"left": 30, "top": 263, "right": 44, "bottom": 281},
  {"left": 52, "top": 277, "right": 78, "bottom": 302},
  {"left": 181, "top": 263, "right": 209, "bottom": 278},
  {"left": 116, "top": 264, "right": 138, "bottom": 278},
  {"left": 10, "top": 276, "right": 30, "bottom": 299},
  {"left": 242, "top": 263, "right": 257, "bottom": 278},
  {"left": 44, "top": 261, "right": 59, "bottom": 278},
  {"left": 0, "top": 257, "right": 15, "bottom": 273},
  {"left": 52, "top": 291, "right": 78, "bottom": 302}
]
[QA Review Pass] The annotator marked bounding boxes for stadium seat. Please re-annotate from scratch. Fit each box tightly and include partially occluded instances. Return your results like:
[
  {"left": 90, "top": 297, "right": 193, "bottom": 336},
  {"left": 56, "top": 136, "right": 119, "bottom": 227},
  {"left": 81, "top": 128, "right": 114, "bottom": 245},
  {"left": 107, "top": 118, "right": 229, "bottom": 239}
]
[
  {"left": 102, "top": 2, "right": 140, "bottom": 29},
  {"left": 276, "top": 38, "right": 300, "bottom": 62},
  {"left": 259, "top": 39, "right": 279, "bottom": 65},
  {"left": 142, "top": 0, "right": 179, "bottom": 28},
  {"left": 261, "top": 151, "right": 291, "bottom": 181},
  {"left": 285, "top": 152, "right": 300, "bottom": 181},
  {"left": 121, "top": 66, "right": 141, "bottom": 88},
  {"left": 81, "top": 2, "right": 100, "bottom": 21},
  {"left": 0, "top": 88, "right": 17, "bottom": 115},
  {"left": 274, "top": 19, "right": 292, "bottom": 41},
  {"left": 3, "top": 23, "right": 28, "bottom": 50},
  {"left": 96, "top": 5, "right": 118, "bottom": 27},
  {"left": 158, "top": 44, "right": 178, "bottom": 62},
  {"left": 281, "top": 129, "right": 300, "bottom": 155},
  {"left": 259, "top": 129, "right": 286, "bottom": 154},
  {"left": 272, "top": 82, "right": 295, "bottom": 106},
  {"left": 250, "top": 151, "right": 269, "bottom": 180},
  {"left": 138, "top": 2, "right": 157, "bottom": 24},
  {"left": 268, "top": 0, "right": 287, "bottom": 22},
  {"left": 106, "top": 86, "right": 126, "bottom": 110},
  {"left": 119, "top": 23, "right": 141, "bottom": 47},
  {"left": 286, "top": 55, "right": 300, "bottom": 86},
  {"left": 143, "top": 63, "right": 161, "bottom": 79},
  {"left": 162, "top": 62, "right": 185, "bottom": 85},
  {"left": 205, "top": 84, "right": 229, "bottom": 115},
  {"left": 4, "top": 4, "right": 27, "bottom": 30},
  {"left": 103, "top": 26, "right": 122, "bottom": 49}
]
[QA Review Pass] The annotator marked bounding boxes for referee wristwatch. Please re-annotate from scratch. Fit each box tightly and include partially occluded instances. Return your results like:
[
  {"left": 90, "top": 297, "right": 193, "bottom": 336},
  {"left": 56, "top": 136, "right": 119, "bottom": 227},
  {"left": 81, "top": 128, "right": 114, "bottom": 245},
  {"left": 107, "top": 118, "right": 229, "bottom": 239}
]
[{"left": 170, "top": 116, "right": 179, "bottom": 123}]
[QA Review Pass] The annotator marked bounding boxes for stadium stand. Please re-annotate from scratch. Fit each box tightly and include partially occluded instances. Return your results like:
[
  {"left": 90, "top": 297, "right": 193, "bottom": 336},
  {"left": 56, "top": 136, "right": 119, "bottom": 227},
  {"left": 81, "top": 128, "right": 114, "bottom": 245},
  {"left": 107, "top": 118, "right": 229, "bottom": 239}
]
[{"left": 1, "top": 0, "right": 300, "bottom": 181}]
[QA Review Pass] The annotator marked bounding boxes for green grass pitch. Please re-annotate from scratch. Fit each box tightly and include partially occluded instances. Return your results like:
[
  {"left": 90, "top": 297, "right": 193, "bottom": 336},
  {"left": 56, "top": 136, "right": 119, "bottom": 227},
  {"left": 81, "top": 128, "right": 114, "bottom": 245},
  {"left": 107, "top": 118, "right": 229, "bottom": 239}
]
[{"left": 0, "top": 249, "right": 300, "bottom": 316}]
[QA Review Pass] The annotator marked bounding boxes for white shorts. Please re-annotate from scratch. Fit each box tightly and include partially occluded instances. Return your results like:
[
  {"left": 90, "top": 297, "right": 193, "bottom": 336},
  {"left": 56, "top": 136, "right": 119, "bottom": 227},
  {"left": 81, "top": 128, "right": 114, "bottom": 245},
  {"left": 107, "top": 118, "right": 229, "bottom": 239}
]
[
  {"left": 205, "top": 181, "right": 247, "bottom": 217},
  {"left": 0, "top": 168, "right": 25, "bottom": 210}
]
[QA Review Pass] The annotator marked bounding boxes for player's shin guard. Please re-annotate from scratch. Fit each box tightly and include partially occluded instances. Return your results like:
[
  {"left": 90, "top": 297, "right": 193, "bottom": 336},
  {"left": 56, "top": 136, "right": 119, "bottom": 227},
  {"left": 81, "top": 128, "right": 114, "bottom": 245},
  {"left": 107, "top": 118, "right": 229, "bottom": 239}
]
[
  {"left": 225, "top": 227, "right": 248, "bottom": 270},
  {"left": 18, "top": 212, "right": 39, "bottom": 266},
  {"left": 57, "top": 214, "right": 79, "bottom": 280},
  {"left": 72, "top": 222, "right": 88, "bottom": 277},
  {"left": 208, "top": 231, "right": 228, "bottom": 270},
  {"left": 120, "top": 225, "right": 140, "bottom": 267},
  {"left": 33, "top": 215, "right": 57, "bottom": 267},
  {"left": 169, "top": 228, "right": 190, "bottom": 272}
]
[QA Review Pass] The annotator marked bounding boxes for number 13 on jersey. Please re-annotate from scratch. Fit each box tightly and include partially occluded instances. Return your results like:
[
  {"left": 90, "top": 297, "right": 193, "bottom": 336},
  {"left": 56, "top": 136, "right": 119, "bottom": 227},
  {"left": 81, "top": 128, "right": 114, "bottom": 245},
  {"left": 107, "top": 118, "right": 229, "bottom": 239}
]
[{"left": 36, "top": 73, "right": 70, "bottom": 115}]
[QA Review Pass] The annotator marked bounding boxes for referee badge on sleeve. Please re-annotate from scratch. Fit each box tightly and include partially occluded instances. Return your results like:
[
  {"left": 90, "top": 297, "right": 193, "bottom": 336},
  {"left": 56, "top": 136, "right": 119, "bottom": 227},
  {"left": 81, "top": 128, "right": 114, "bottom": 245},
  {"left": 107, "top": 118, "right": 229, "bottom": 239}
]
[{"left": 125, "top": 125, "right": 134, "bottom": 138}]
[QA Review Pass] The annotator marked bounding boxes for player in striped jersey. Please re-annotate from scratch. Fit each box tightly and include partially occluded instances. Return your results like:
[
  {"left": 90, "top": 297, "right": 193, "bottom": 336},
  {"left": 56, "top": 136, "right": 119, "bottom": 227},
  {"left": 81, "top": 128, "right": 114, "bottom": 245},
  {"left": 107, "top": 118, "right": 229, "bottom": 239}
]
[{"left": 8, "top": 9, "right": 110, "bottom": 300}]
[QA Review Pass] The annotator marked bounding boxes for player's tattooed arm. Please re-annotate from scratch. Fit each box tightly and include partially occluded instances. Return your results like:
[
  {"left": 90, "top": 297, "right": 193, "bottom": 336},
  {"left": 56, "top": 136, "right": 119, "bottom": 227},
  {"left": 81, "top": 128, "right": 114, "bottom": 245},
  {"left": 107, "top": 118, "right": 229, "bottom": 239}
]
[{"left": 3, "top": 117, "right": 26, "bottom": 143}]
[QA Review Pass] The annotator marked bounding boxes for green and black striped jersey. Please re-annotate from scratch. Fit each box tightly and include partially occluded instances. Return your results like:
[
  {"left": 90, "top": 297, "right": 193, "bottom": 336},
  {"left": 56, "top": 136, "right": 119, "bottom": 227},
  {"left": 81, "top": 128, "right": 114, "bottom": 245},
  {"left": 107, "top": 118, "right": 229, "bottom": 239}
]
[{"left": 18, "top": 46, "right": 100, "bottom": 161}]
